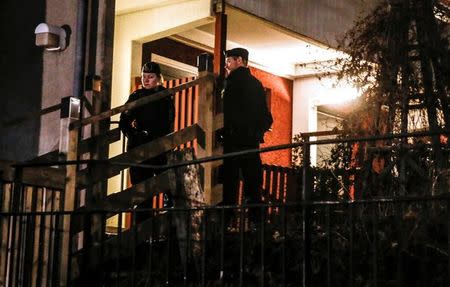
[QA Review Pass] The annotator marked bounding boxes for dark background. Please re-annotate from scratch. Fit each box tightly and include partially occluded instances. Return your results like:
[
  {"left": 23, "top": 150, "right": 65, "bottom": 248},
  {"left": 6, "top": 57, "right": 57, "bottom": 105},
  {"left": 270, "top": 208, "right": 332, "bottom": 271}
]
[{"left": 0, "top": 0, "right": 45, "bottom": 161}]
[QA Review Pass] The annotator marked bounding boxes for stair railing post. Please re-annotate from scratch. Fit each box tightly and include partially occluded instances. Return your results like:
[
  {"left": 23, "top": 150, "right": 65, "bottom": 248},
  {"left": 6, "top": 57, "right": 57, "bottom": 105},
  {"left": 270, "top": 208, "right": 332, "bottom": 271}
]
[
  {"left": 6, "top": 165, "right": 24, "bottom": 286},
  {"left": 196, "top": 53, "right": 223, "bottom": 205},
  {"left": 302, "top": 135, "right": 312, "bottom": 287},
  {"left": 58, "top": 96, "right": 81, "bottom": 287}
]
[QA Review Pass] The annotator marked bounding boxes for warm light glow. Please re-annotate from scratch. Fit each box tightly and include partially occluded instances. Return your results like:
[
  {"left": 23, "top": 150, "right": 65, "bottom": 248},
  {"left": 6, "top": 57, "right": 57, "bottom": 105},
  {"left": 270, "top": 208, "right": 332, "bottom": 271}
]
[
  {"left": 250, "top": 45, "right": 345, "bottom": 77},
  {"left": 110, "top": 0, "right": 214, "bottom": 203},
  {"left": 312, "top": 77, "right": 359, "bottom": 106}
]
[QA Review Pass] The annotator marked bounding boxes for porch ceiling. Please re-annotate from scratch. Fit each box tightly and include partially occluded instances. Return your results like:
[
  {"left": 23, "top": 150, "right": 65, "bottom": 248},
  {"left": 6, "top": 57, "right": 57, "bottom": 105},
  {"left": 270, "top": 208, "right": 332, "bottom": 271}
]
[
  {"left": 116, "top": 1, "right": 344, "bottom": 78},
  {"left": 174, "top": 7, "right": 344, "bottom": 78},
  {"left": 115, "top": 0, "right": 188, "bottom": 15}
]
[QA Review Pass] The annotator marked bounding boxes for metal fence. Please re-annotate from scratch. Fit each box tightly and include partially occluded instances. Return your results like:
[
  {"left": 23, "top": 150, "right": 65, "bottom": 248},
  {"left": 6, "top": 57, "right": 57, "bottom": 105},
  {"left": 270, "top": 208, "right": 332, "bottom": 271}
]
[
  {"left": 0, "top": 186, "right": 449, "bottom": 286},
  {"left": 1, "top": 129, "right": 449, "bottom": 286},
  {"left": 0, "top": 181, "right": 64, "bottom": 287}
]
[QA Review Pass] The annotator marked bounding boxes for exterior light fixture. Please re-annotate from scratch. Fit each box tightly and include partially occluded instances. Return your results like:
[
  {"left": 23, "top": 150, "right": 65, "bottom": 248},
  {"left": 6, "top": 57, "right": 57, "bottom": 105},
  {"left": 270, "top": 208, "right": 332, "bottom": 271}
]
[{"left": 34, "top": 23, "right": 69, "bottom": 51}]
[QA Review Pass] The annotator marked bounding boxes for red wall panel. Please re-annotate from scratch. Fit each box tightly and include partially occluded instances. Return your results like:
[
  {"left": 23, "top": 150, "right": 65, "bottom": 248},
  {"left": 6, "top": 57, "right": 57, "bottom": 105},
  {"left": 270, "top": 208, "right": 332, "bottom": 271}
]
[{"left": 250, "top": 67, "right": 293, "bottom": 167}]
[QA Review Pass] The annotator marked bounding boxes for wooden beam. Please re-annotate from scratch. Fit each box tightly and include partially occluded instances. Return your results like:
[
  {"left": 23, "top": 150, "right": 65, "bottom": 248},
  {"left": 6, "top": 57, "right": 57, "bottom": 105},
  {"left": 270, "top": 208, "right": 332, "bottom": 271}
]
[
  {"left": 22, "top": 168, "right": 66, "bottom": 190},
  {"left": 196, "top": 71, "right": 221, "bottom": 204},
  {"left": 77, "top": 124, "right": 200, "bottom": 186},
  {"left": 0, "top": 128, "right": 120, "bottom": 188},
  {"left": 0, "top": 160, "right": 15, "bottom": 182},
  {"left": 71, "top": 77, "right": 202, "bottom": 130},
  {"left": 28, "top": 151, "right": 60, "bottom": 164},
  {"left": 0, "top": 161, "right": 66, "bottom": 190},
  {"left": 59, "top": 125, "right": 79, "bottom": 286},
  {"left": 214, "top": 2, "right": 227, "bottom": 77},
  {"left": 0, "top": 183, "right": 11, "bottom": 282},
  {"left": 96, "top": 170, "right": 172, "bottom": 210},
  {"left": 77, "top": 128, "right": 121, "bottom": 155},
  {"left": 1, "top": 162, "right": 86, "bottom": 191},
  {"left": 71, "top": 170, "right": 172, "bottom": 233},
  {"left": 1, "top": 125, "right": 197, "bottom": 190}
]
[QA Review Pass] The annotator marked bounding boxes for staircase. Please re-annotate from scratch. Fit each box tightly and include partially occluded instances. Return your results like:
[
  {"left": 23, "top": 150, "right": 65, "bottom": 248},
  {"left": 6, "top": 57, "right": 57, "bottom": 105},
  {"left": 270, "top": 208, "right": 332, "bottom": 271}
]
[
  {"left": 0, "top": 60, "right": 301, "bottom": 286},
  {"left": 0, "top": 62, "right": 222, "bottom": 286}
]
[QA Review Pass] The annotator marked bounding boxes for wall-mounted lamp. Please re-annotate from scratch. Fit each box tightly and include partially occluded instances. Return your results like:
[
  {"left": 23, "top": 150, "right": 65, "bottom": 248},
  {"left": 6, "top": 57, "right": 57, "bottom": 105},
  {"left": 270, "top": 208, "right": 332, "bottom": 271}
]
[{"left": 34, "top": 23, "right": 69, "bottom": 51}]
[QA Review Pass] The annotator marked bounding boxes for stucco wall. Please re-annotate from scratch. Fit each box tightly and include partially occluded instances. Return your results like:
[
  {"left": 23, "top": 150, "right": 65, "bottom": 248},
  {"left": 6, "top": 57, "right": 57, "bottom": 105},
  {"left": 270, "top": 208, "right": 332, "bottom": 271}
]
[
  {"left": 0, "top": 1, "right": 115, "bottom": 162},
  {"left": 293, "top": 75, "right": 359, "bottom": 136},
  {"left": 38, "top": 0, "right": 82, "bottom": 156},
  {"left": 226, "top": 0, "right": 378, "bottom": 47}
]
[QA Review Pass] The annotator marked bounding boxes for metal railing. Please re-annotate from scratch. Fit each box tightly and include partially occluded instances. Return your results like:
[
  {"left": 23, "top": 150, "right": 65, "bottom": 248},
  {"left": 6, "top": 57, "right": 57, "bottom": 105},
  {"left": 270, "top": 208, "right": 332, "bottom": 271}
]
[
  {"left": 1, "top": 128, "right": 448, "bottom": 286},
  {"left": 1, "top": 187, "right": 449, "bottom": 286}
]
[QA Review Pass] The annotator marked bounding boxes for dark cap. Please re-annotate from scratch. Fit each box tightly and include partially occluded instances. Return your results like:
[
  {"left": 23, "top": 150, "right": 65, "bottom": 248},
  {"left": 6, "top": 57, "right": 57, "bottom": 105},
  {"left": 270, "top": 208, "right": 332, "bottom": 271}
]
[
  {"left": 225, "top": 48, "right": 249, "bottom": 61},
  {"left": 141, "top": 62, "right": 161, "bottom": 75}
]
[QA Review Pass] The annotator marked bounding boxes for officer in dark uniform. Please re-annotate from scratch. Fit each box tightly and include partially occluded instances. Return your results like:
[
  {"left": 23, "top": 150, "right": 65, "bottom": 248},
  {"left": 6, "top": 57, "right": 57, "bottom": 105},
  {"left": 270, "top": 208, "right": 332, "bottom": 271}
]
[
  {"left": 221, "top": 48, "right": 273, "bottom": 226},
  {"left": 119, "top": 62, "right": 175, "bottom": 210}
]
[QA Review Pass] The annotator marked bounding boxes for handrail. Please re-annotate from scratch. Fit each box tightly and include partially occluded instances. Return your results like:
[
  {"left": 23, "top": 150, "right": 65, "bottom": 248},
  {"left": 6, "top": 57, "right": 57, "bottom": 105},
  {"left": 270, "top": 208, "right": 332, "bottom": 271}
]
[
  {"left": 10, "top": 129, "right": 449, "bottom": 171},
  {"left": 76, "top": 124, "right": 201, "bottom": 186},
  {"left": 69, "top": 76, "right": 205, "bottom": 130}
]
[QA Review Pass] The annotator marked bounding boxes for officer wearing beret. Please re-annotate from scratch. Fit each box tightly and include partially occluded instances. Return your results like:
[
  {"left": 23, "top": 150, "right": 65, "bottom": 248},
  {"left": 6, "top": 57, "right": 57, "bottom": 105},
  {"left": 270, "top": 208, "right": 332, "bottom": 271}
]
[
  {"left": 119, "top": 62, "right": 175, "bottom": 210},
  {"left": 222, "top": 48, "right": 273, "bottom": 227}
]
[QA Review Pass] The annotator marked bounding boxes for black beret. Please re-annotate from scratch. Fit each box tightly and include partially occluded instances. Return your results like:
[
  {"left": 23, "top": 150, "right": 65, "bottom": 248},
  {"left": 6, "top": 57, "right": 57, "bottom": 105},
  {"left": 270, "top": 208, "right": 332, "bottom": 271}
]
[
  {"left": 225, "top": 48, "right": 249, "bottom": 61},
  {"left": 142, "top": 62, "right": 161, "bottom": 74}
]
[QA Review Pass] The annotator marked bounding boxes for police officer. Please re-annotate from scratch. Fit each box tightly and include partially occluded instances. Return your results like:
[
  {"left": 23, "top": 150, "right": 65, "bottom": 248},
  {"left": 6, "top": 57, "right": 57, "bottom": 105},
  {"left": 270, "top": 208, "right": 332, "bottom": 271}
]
[
  {"left": 119, "top": 62, "right": 175, "bottom": 209},
  {"left": 221, "top": 48, "right": 273, "bottom": 227}
]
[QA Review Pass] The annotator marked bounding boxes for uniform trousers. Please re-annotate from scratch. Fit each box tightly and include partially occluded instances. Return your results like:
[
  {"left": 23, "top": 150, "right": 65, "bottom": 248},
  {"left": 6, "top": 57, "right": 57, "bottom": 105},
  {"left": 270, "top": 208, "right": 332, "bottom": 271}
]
[{"left": 222, "top": 141, "right": 263, "bottom": 224}]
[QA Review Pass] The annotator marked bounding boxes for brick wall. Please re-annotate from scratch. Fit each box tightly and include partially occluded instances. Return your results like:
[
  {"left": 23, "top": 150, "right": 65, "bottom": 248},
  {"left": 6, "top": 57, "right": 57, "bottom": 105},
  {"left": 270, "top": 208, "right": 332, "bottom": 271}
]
[{"left": 250, "top": 67, "right": 293, "bottom": 167}]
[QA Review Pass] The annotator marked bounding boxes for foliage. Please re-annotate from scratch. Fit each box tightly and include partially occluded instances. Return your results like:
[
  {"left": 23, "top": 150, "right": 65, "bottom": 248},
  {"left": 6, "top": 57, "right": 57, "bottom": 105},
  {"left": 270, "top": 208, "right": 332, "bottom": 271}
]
[
  {"left": 292, "top": 0, "right": 450, "bottom": 200},
  {"left": 288, "top": 2, "right": 450, "bottom": 285},
  {"left": 336, "top": 0, "right": 449, "bottom": 194},
  {"left": 336, "top": 0, "right": 450, "bottom": 135},
  {"left": 236, "top": 2, "right": 450, "bottom": 286},
  {"left": 291, "top": 133, "right": 304, "bottom": 168}
]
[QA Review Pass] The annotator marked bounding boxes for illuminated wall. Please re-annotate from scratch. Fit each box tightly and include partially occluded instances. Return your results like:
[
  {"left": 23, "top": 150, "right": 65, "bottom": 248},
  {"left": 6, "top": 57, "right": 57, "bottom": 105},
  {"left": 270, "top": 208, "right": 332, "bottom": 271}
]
[
  {"left": 250, "top": 67, "right": 293, "bottom": 167},
  {"left": 109, "top": 0, "right": 214, "bottom": 195},
  {"left": 293, "top": 74, "right": 359, "bottom": 165}
]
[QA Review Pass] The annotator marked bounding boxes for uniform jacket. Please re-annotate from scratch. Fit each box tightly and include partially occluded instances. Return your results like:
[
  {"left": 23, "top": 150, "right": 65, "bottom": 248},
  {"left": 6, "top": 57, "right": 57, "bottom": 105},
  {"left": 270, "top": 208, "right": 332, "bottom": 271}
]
[
  {"left": 223, "top": 66, "right": 273, "bottom": 145},
  {"left": 119, "top": 85, "right": 175, "bottom": 149}
]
